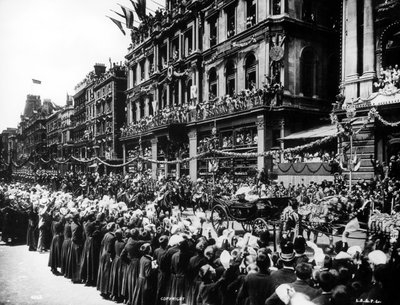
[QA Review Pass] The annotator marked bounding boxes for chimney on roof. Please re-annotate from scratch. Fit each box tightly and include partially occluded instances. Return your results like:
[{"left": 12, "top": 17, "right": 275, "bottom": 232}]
[{"left": 94, "top": 63, "right": 106, "bottom": 77}]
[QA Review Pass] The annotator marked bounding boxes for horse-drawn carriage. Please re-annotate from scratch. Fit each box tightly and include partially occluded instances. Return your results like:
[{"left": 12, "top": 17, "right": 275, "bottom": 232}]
[
  {"left": 210, "top": 190, "right": 291, "bottom": 236},
  {"left": 296, "top": 195, "right": 370, "bottom": 243}
]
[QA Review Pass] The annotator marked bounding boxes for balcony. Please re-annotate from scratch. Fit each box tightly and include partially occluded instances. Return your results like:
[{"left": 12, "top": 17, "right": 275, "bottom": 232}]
[{"left": 120, "top": 88, "right": 281, "bottom": 139}]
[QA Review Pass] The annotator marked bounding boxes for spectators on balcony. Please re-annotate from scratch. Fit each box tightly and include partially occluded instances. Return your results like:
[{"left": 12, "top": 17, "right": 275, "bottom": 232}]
[
  {"left": 121, "top": 86, "right": 283, "bottom": 138},
  {"left": 374, "top": 65, "right": 400, "bottom": 92},
  {"left": 280, "top": 150, "right": 334, "bottom": 164}
]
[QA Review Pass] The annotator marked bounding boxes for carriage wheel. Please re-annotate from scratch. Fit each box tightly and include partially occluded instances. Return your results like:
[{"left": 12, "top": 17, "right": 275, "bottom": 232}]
[
  {"left": 211, "top": 205, "right": 230, "bottom": 232},
  {"left": 253, "top": 218, "right": 269, "bottom": 236},
  {"left": 241, "top": 221, "right": 254, "bottom": 233}
]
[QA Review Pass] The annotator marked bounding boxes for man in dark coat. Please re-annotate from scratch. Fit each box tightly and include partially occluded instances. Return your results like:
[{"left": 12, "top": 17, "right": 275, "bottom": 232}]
[
  {"left": 157, "top": 240, "right": 180, "bottom": 305},
  {"left": 269, "top": 241, "right": 296, "bottom": 289},
  {"left": 312, "top": 270, "right": 337, "bottom": 305},
  {"left": 237, "top": 266, "right": 274, "bottom": 305}
]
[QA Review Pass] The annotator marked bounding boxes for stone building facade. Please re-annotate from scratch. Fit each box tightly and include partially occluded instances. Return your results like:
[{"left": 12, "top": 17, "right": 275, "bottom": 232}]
[
  {"left": 72, "top": 63, "right": 127, "bottom": 172},
  {"left": 121, "top": 0, "right": 340, "bottom": 180},
  {"left": 338, "top": 0, "right": 400, "bottom": 180}
]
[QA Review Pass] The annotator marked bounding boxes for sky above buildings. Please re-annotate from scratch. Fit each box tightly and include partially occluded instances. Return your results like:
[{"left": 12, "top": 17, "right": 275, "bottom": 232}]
[{"left": 0, "top": 0, "right": 160, "bottom": 132}]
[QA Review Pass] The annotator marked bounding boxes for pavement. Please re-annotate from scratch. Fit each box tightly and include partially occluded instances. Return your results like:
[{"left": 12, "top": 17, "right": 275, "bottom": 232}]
[{"left": 0, "top": 244, "right": 111, "bottom": 305}]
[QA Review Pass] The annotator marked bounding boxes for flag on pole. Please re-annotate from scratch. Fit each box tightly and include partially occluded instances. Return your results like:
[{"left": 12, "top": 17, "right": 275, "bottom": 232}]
[
  {"left": 118, "top": 4, "right": 135, "bottom": 29},
  {"left": 32, "top": 79, "right": 41, "bottom": 84},
  {"left": 107, "top": 16, "right": 126, "bottom": 35}
]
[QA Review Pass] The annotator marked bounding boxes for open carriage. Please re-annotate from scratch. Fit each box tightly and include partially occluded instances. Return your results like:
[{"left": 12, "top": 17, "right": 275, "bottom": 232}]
[
  {"left": 296, "top": 195, "right": 369, "bottom": 242},
  {"left": 210, "top": 191, "right": 291, "bottom": 236}
]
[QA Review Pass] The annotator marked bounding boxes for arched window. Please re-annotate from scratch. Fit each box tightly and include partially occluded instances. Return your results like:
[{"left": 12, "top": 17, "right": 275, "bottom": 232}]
[
  {"left": 382, "top": 24, "right": 400, "bottom": 68},
  {"left": 209, "top": 68, "right": 217, "bottom": 98},
  {"left": 245, "top": 53, "right": 257, "bottom": 90},
  {"left": 300, "top": 48, "right": 317, "bottom": 97},
  {"left": 226, "top": 60, "right": 236, "bottom": 96}
]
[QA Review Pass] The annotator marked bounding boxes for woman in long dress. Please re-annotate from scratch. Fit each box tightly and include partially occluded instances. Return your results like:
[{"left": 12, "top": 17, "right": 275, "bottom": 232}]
[
  {"left": 48, "top": 214, "right": 64, "bottom": 275},
  {"left": 97, "top": 222, "right": 116, "bottom": 298},
  {"left": 67, "top": 213, "right": 84, "bottom": 283},
  {"left": 131, "top": 243, "right": 156, "bottom": 305},
  {"left": 61, "top": 215, "right": 72, "bottom": 277},
  {"left": 108, "top": 229, "right": 126, "bottom": 302}
]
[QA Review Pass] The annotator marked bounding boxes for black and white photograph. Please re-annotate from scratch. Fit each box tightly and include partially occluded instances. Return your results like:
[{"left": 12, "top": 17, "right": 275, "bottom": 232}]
[{"left": 1, "top": 0, "right": 400, "bottom": 304}]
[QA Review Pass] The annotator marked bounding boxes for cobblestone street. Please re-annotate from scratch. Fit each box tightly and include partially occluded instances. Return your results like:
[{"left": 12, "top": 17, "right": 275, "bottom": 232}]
[{"left": 0, "top": 244, "right": 111, "bottom": 305}]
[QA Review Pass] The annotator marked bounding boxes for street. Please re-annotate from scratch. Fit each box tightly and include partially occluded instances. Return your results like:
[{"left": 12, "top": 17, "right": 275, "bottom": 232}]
[{"left": 0, "top": 244, "right": 111, "bottom": 305}]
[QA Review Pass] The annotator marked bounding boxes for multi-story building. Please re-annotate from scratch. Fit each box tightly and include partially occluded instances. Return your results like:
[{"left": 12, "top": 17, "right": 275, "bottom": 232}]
[
  {"left": 0, "top": 128, "right": 17, "bottom": 168},
  {"left": 46, "top": 111, "right": 61, "bottom": 160},
  {"left": 336, "top": 0, "right": 400, "bottom": 180},
  {"left": 93, "top": 64, "right": 127, "bottom": 164},
  {"left": 121, "top": 0, "right": 341, "bottom": 180},
  {"left": 72, "top": 75, "right": 89, "bottom": 169},
  {"left": 60, "top": 96, "right": 74, "bottom": 161},
  {"left": 72, "top": 63, "right": 127, "bottom": 172}
]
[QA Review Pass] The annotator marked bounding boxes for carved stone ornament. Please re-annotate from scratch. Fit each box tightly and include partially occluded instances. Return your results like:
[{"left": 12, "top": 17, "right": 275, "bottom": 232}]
[
  {"left": 256, "top": 117, "right": 265, "bottom": 129},
  {"left": 270, "top": 46, "right": 284, "bottom": 62}
]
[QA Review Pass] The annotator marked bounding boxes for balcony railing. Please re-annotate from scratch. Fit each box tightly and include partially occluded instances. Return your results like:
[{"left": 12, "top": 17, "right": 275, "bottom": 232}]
[{"left": 121, "top": 87, "right": 282, "bottom": 138}]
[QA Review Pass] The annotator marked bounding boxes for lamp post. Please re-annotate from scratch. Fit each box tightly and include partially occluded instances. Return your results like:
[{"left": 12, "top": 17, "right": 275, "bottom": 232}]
[{"left": 345, "top": 102, "right": 356, "bottom": 191}]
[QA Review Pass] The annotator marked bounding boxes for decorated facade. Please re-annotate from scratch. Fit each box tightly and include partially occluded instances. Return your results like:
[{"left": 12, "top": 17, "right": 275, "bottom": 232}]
[
  {"left": 121, "top": 0, "right": 341, "bottom": 180},
  {"left": 337, "top": 0, "right": 400, "bottom": 181},
  {"left": 72, "top": 63, "right": 127, "bottom": 173}
]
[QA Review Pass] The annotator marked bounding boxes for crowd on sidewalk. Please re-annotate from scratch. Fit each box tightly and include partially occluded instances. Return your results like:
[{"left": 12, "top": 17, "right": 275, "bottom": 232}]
[{"left": 1, "top": 161, "right": 400, "bottom": 304}]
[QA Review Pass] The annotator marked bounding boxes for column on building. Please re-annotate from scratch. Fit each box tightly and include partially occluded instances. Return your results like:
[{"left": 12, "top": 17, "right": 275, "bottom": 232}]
[
  {"left": 178, "top": 79, "right": 182, "bottom": 105},
  {"left": 344, "top": 0, "right": 358, "bottom": 101},
  {"left": 127, "top": 101, "right": 131, "bottom": 124},
  {"left": 360, "top": 0, "right": 375, "bottom": 98},
  {"left": 218, "top": 64, "right": 225, "bottom": 96},
  {"left": 144, "top": 98, "right": 149, "bottom": 117},
  {"left": 237, "top": 56, "right": 245, "bottom": 91},
  {"left": 280, "top": 0, "right": 286, "bottom": 14},
  {"left": 188, "top": 130, "right": 197, "bottom": 181},
  {"left": 151, "top": 138, "right": 157, "bottom": 179},
  {"left": 195, "top": 14, "right": 200, "bottom": 52},
  {"left": 145, "top": 57, "right": 149, "bottom": 81},
  {"left": 166, "top": 84, "right": 171, "bottom": 107},
  {"left": 260, "top": 40, "right": 269, "bottom": 89},
  {"left": 136, "top": 101, "right": 140, "bottom": 122},
  {"left": 178, "top": 31, "right": 182, "bottom": 60},
  {"left": 218, "top": 10, "right": 226, "bottom": 42},
  {"left": 128, "top": 67, "right": 133, "bottom": 89},
  {"left": 256, "top": 115, "right": 266, "bottom": 171},
  {"left": 154, "top": 87, "right": 159, "bottom": 113},
  {"left": 260, "top": 0, "right": 268, "bottom": 20},
  {"left": 237, "top": 0, "right": 245, "bottom": 33},
  {"left": 154, "top": 44, "right": 159, "bottom": 73}
]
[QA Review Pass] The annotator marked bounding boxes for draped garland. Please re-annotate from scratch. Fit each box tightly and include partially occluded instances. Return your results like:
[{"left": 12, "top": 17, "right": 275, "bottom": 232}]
[
  {"left": 231, "top": 35, "right": 257, "bottom": 48},
  {"left": 370, "top": 107, "right": 400, "bottom": 127},
  {"left": 10, "top": 108, "right": 400, "bottom": 169}
]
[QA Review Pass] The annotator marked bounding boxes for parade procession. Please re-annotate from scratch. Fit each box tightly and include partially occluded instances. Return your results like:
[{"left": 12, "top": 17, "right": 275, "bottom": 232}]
[{"left": 2, "top": 0, "right": 400, "bottom": 305}]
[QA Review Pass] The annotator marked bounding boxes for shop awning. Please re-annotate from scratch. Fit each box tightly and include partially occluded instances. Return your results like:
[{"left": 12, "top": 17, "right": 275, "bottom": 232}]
[{"left": 280, "top": 124, "right": 337, "bottom": 141}]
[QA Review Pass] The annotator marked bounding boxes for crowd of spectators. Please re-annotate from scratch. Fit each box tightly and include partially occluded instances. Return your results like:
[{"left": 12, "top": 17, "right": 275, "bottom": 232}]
[
  {"left": 280, "top": 151, "right": 335, "bottom": 164},
  {"left": 374, "top": 64, "right": 400, "bottom": 92},
  {"left": 1, "top": 165, "right": 400, "bottom": 305},
  {"left": 121, "top": 87, "right": 283, "bottom": 138}
]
